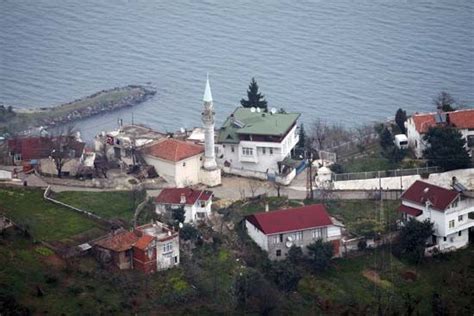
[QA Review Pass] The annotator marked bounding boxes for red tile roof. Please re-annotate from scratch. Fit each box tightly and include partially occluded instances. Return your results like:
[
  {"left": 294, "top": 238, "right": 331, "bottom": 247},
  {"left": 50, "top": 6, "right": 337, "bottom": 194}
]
[
  {"left": 398, "top": 204, "right": 423, "bottom": 217},
  {"left": 155, "top": 188, "right": 213, "bottom": 205},
  {"left": 245, "top": 204, "right": 334, "bottom": 235},
  {"left": 448, "top": 109, "right": 474, "bottom": 129},
  {"left": 7, "top": 137, "right": 85, "bottom": 160},
  {"left": 134, "top": 235, "right": 155, "bottom": 250},
  {"left": 142, "top": 139, "right": 204, "bottom": 162},
  {"left": 412, "top": 113, "right": 437, "bottom": 134},
  {"left": 400, "top": 180, "right": 459, "bottom": 211},
  {"left": 94, "top": 231, "right": 139, "bottom": 252}
]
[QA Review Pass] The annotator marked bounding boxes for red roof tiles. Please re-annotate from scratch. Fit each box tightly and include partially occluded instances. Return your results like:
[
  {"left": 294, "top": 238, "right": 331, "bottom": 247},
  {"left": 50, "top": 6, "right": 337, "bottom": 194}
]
[
  {"left": 448, "top": 109, "right": 474, "bottom": 129},
  {"left": 142, "top": 139, "right": 204, "bottom": 162},
  {"left": 134, "top": 235, "right": 155, "bottom": 251},
  {"left": 94, "top": 231, "right": 139, "bottom": 252},
  {"left": 155, "top": 188, "right": 212, "bottom": 205},
  {"left": 7, "top": 136, "right": 85, "bottom": 160},
  {"left": 412, "top": 113, "right": 437, "bottom": 134},
  {"left": 246, "top": 204, "right": 334, "bottom": 235},
  {"left": 400, "top": 180, "right": 459, "bottom": 211},
  {"left": 398, "top": 204, "right": 423, "bottom": 217}
]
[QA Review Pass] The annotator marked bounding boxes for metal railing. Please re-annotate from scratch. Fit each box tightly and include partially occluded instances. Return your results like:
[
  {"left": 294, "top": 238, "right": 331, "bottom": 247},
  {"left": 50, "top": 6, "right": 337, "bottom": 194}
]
[{"left": 332, "top": 166, "right": 440, "bottom": 182}]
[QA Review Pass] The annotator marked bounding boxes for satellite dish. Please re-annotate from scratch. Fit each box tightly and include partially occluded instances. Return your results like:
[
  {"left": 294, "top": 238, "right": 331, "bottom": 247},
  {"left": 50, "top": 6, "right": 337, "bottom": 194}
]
[
  {"left": 285, "top": 241, "right": 293, "bottom": 248},
  {"left": 178, "top": 222, "right": 184, "bottom": 229},
  {"left": 270, "top": 108, "right": 277, "bottom": 114},
  {"left": 256, "top": 107, "right": 261, "bottom": 113},
  {"left": 250, "top": 107, "right": 256, "bottom": 113},
  {"left": 287, "top": 236, "right": 293, "bottom": 242}
]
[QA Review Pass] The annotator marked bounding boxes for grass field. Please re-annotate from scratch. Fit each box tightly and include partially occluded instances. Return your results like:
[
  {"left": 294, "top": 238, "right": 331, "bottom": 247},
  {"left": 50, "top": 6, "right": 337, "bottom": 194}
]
[
  {"left": 54, "top": 190, "right": 144, "bottom": 224},
  {"left": 0, "top": 187, "right": 103, "bottom": 242}
]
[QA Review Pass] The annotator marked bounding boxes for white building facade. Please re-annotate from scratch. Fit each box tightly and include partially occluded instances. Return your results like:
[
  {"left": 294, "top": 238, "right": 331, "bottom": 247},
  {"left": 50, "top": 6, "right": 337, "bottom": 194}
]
[
  {"left": 155, "top": 188, "right": 213, "bottom": 224},
  {"left": 216, "top": 107, "right": 300, "bottom": 184},
  {"left": 398, "top": 180, "right": 474, "bottom": 253}
]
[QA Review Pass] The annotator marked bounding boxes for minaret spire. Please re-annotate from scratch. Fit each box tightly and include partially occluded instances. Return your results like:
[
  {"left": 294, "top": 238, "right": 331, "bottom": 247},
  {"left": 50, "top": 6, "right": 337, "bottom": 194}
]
[
  {"left": 203, "top": 73, "right": 213, "bottom": 103},
  {"left": 202, "top": 75, "right": 217, "bottom": 170}
]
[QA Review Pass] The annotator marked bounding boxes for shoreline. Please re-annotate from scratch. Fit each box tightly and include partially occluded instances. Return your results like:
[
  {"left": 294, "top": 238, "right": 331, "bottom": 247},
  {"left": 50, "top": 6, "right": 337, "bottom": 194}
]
[{"left": 0, "top": 85, "right": 156, "bottom": 135}]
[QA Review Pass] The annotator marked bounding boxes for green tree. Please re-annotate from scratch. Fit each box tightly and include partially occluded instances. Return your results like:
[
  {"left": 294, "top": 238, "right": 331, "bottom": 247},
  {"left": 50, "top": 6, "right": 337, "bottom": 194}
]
[
  {"left": 266, "top": 260, "right": 301, "bottom": 292},
  {"left": 172, "top": 206, "right": 186, "bottom": 225},
  {"left": 297, "top": 123, "right": 306, "bottom": 149},
  {"left": 398, "top": 218, "right": 433, "bottom": 263},
  {"left": 306, "top": 239, "right": 334, "bottom": 271},
  {"left": 433, "top": 91, "right": 456, "bottom": 112},
  {"left": 287, "top": 245, "right": 304, "bottom": 263},
  {"left": 423, "top": 126, "right": 470, "bottom": 171},
  {"left": 179, "top": 224, "right": 200, "bottom": 241},
  {"left": 379, "top": 126, "right": 393, "bottom": 150},
  {"left": 240, "top": 78, "right": 268, "bottom": 111},
  {"left": 395, "top": 108, "right": 407, "bottom": 134}
]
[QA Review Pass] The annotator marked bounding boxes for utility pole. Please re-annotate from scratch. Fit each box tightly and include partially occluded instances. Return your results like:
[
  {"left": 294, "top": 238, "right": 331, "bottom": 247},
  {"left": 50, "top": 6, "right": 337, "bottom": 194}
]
[{"left": 306, "top": 151, "right": 314, "bottom": 200}]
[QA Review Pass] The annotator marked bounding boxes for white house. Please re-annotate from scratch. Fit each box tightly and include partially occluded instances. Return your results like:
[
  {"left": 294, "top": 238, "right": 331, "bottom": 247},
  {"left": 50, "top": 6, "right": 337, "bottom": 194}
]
[
  {"left": 405, "top": 109, "right": 474, "bottom": 158},
  {"left": 398, "top": 180, "right": 474, "bottom": 253},
  {"left": 155, "top": 188, "right": 213, "bottom": 223},
  {"left": 245, "top": 204, "right": 343, "bottom": 260},
  {"left": 216, "top": 107, "right": 301, "bottom": 184},
  {"left": 141, "top": 138, "right": 205, "bottom": 187}
]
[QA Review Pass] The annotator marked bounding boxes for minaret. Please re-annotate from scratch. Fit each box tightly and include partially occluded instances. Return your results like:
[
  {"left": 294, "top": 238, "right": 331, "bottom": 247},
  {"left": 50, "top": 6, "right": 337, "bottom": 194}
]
[{"left": 202, "top": 75, "right": 217, "bottom": 170}]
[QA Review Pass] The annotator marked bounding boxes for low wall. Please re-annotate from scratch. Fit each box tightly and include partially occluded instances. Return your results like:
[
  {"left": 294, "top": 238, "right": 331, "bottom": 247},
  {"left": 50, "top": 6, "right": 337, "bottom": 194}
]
[
  {"left": 222, "top": 166, "right": 296, "bottom": 185},
  {"left": 333, "top": 168, "right": 474, "bottom": 191}
]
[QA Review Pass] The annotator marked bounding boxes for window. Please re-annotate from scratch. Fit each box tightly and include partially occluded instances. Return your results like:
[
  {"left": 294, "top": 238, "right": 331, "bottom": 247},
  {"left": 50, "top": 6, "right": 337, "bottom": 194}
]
[
  {"left": 458, "top": 215, "right": 463, "bottom": 222},
  {"left": 272, "top": 236, "right": 279, "bottom": 244},
  {"left": 276, "top": 250, "right": 281, "bottom": 257},
  {"left": 269, "top": 148, "right": 273, "bottom": 155},
  {"left": 449, "top": 220, "right": 455, "bottom": 229},
  {"left": 312, "top": 229, "right": 322, "bottom": 239},
  {"left": 200, "top": 200, "right": 206, "bottom": 208},
  {"left": 467, "top": 135, "right": 474, "bottom": 147},
  {"left": 290, "top": 231, "right": 303, "bottom": 241},
  {"left": 182, "top": 162, "right": 186, "bottom": 167},
  {"left": 163, "top": 242, "right": 173, "bottom": 253},
  {"left": 147, "top": 247, "right": 154, "bottom": 258},
  {"left": 451, "top": 199, "right": 458, "bottom": 208},
  {"left": 262, "top": 148, "right": 266, "bottom": 155},
  {"left": 242, "top": 147, "right": 253, "bottom": 156},
  {"left": 458, "top": 231, "right": 462, "bottom": 237},
  {"left": 443, "top": 237, "right": 447, "bottom": 242},
  {"left": 174, "top": 256, "right": 178, "bottom": 263},
  {"left": 279, "top": 234, "right": 283, "bottom": 243},
  {"left": 231, "top": 146, "right": 235, "bottom": 153}
]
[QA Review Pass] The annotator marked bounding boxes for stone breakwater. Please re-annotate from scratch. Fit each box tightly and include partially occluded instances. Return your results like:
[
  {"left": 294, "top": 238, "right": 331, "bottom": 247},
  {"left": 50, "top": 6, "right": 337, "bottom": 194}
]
[
  {"left": 33, "top": 85, "right": 157, "bottom": 128},
  {"left": 2, "top": 85, "right": 156, "bottom": 135}
]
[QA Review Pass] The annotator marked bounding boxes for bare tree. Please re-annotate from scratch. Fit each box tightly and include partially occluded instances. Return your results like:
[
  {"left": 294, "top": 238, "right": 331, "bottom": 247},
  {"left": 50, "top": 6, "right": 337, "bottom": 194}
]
[
  {"left": 433, "top": 91, "right": 456, "bottom": 112},
  {"left": 248, "top": 180, "right": 260, "bottom": 198},
  {"left": 50, "top": 126, "right": 80, "bottom": 177},
  {"left": 310, "top": 118, "right": 330, "bottom": 150}
]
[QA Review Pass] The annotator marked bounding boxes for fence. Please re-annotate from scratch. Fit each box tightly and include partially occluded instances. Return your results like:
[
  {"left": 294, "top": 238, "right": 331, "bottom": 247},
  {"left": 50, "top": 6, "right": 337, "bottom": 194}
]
[{"left": 332, "top": 166, "right": 441, "bottom": 182}]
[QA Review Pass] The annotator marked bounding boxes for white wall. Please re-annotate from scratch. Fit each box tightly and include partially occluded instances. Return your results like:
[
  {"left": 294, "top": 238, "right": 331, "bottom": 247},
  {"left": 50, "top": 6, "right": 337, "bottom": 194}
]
[
  {"left": 405, "top": 117, "right": 425, "bottom": 158},
  {"left": 156, "top": 236, "right": 180, "bottom": 270},
  {"left": 245, "top": 220, "right": 269, "bottom": 251},
  {"left": 144, "top": 154, "right": 203, "bottom": 187}
]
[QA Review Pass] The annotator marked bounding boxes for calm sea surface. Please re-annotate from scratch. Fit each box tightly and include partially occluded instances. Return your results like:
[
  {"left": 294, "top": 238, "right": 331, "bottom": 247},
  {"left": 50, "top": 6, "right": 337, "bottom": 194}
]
[{"left": 1, "top": 0, "right": 473, "bottom": 141}]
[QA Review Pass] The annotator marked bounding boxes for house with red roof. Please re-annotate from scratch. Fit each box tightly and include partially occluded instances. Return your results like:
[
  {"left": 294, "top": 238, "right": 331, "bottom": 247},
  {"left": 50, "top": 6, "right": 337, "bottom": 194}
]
[
  {"left": 245, "top": 204, "right": 343, "bottom": 260},
  {"left": 398, "top": 180, "right": 474, "bottom": 253},
  {"left": 405, "top": 109, "right": 474, "bottom": 158},
  {"left": 7, "top": 136, "right": 86, "bottom": 176},
  {"left": 141, "top": 138, "right": 208, "bottom": 187},
  {"left": 155, "top": 188, "right": 213, "bottom": 223},
  {"left": 93, "top": 221, "right": 179, "bottom": 273}
]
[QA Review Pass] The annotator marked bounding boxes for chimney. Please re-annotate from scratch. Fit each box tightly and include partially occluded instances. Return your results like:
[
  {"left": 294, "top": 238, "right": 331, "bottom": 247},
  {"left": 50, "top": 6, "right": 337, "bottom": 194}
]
[
  {"left": 180, "top": 193, "right": 186, "bottom": 204},
  {"left": 265, "top": 202, "right": 269, "bottom": 212}
]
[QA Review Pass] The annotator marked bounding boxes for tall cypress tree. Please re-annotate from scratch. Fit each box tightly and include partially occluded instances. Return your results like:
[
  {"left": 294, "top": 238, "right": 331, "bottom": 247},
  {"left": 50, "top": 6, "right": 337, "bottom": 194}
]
[
  {"left": 240, "top": 77, "right": 268, "bottom": 110},
  {"left": 395, "top": 108, "right": 407, "bottom": 134}
]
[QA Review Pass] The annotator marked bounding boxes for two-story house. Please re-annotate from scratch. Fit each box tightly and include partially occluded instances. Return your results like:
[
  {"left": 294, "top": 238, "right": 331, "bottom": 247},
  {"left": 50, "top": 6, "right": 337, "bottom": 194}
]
[
  {"left": 216, "top": 107, "right": 300, "bottom": 184},
  {"left": 245, "top": 204, "right": 343, "bottom": 260},
  {"left": 405, "top": 108, "right": 474, "bottom": 158},
  {"left": 398, "top": 180, "right": 474, "bottom": 252},
  {"left": 155, "top": 188, "right": 213, "bottom": 224},
  {"left": 93, "top": 221, "right": 180, "bottom": 273}
]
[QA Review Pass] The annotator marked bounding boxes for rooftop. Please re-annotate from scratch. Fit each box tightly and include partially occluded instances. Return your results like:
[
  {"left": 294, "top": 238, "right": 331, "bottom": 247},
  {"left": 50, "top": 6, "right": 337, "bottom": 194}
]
[
  {"left": 155, "top": 188, "right": 213, "bottom": 205},
  {"left": 246, "top": 204, "right": 334, "bottom": 235},
  {"left": 400, "top": 180, "right": 459, "bottom": 211},
  {"left": 218, "top": 107, "right": 300, "bottom": 143},
  {"left": 8, "top": 136, "right": 85, "bottom": 160},
  {"left": 411, "top": 108, "right": 474, "bottom": 133},
  {"left": 94, "top": 230, "right": 139, "bottom": 252},
  {"left": 141, "top": 138, "right": 204, "bottom": 162}
]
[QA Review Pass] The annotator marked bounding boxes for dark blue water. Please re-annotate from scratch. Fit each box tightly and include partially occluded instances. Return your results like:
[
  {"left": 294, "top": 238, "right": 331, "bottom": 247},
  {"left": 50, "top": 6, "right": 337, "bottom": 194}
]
[{"left": 1, "top": 0, "right": 473, "bottom": 140}]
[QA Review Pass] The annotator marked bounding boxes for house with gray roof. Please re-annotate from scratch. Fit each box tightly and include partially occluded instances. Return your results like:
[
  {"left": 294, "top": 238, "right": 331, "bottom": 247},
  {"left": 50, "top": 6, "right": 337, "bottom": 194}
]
[{"left": 215, "top": 107, "right": 300, "bottom": 184}]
